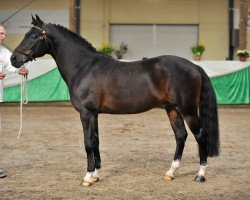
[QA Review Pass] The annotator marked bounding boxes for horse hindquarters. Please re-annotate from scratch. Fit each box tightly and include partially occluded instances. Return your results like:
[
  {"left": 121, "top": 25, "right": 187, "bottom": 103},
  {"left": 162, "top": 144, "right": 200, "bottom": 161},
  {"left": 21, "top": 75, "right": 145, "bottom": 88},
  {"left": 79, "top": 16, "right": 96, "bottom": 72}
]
[
  {"left": 164, "top": 64, "right": 219, "bottom": 182},
  {"left": 184, "top": 66, "right": 219, "bottom": 181}
]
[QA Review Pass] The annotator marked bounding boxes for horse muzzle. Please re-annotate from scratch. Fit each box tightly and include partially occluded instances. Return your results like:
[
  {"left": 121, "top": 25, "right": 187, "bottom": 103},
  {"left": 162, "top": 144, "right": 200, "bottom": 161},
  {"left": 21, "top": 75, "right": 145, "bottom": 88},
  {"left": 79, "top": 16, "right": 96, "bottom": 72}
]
[
  {"left": 10, "top": 54, "right": 25, "bottom": 68},
  {"left": 11, "top": 50, "right": 34, "bottom": 68}
]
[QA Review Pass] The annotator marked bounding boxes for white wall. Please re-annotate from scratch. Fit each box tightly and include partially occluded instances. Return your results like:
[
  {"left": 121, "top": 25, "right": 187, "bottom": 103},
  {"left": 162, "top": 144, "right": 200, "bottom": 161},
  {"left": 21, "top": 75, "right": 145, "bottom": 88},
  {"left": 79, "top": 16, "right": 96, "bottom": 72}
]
[{"left": 110, "top": 24, "right": 198, "bottom": 60}]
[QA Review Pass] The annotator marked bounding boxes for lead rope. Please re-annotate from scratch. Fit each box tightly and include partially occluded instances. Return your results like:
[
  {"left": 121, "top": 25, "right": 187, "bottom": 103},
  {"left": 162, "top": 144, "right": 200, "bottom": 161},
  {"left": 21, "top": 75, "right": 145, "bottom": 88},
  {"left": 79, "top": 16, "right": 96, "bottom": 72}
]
[{"left": 18, "top": 70, "right": 28, "bottom": 139}]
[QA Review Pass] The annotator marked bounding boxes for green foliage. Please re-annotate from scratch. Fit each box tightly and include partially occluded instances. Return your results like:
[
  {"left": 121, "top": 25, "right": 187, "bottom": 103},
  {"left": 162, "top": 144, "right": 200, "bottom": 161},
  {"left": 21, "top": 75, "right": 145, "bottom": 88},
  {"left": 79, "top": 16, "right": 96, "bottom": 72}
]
[
  {"left": 98, "top": 42, "right": 114, "bottom": 56},
  {"left": 191, "top": 43, "right": 205, "bottom": 56},
  {"left": 98, "top": 42, "right": 129, "bottom": 59},
  {"left": 237, "top": 49, "right": 249, "bottom": 58}
]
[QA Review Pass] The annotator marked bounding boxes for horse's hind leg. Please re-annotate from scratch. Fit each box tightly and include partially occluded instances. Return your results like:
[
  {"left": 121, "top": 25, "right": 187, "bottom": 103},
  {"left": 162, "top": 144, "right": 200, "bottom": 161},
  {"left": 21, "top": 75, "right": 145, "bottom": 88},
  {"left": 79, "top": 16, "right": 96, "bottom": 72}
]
[
  {"left": 183, "top": 113, "right": 208, "bottom": 182},
  {"left": 163, "top": 107, "right": 188, "bottom": 181}
]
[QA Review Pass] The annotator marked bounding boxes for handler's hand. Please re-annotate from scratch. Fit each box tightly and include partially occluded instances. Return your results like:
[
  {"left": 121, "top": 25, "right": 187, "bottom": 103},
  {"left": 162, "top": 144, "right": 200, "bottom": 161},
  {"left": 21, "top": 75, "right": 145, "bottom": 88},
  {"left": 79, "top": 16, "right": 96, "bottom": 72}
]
[
  {"left": 0, "top": 72, "right": 6, "bottom": 80},
  {"left": 18, "top": 68, "right": 29, "bottom": 75}
]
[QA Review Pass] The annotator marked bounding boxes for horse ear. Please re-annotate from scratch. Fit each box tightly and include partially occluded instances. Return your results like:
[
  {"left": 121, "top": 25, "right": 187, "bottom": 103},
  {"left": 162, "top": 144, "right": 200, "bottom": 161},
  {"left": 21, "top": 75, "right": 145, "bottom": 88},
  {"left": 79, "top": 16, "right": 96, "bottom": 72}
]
[
  {"left": 35, "top": 14, "right": 44, "bottom": 27},
  {"left": 31, "top": 14, "right": 37, "bottom": 25}
]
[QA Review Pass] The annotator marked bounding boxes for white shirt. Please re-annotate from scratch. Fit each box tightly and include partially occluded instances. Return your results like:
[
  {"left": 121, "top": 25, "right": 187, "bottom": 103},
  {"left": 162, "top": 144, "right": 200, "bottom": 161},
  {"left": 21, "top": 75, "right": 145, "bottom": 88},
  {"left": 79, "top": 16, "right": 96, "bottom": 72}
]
[{"left": 0, "top": 45, "right": 18, "bottom": 102}]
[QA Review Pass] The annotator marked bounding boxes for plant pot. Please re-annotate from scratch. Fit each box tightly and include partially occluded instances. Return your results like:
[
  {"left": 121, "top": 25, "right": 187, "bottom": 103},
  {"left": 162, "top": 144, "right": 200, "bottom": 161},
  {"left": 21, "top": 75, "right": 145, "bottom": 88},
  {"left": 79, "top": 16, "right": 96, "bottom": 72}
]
[
  {"left": 193, "top": 55, "right": 201, "bottom": 61},
  {"left": 239, "top": 56, "right": 247, "bottom": 62}
]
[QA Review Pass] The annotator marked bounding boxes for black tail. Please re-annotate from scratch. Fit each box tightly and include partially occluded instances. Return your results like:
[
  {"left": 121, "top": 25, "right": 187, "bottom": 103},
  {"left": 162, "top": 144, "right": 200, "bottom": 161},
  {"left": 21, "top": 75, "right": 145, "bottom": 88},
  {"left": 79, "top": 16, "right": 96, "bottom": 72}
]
[{"left": 196, "top": 66, "right": 220, "bottom": 157}]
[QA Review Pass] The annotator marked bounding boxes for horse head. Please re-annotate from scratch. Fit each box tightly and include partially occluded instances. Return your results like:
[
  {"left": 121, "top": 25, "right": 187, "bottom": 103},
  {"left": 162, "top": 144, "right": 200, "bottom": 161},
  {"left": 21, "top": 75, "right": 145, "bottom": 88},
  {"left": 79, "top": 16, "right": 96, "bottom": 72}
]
[{"left": 11, "top": 15, "right": 50, "bottom": 68}]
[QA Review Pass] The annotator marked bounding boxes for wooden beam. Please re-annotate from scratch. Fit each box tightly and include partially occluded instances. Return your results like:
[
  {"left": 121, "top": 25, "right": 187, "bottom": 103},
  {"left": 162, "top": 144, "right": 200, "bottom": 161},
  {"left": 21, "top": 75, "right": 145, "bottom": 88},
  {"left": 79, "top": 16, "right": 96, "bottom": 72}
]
[
  {"left": 239, "top": 0, "right": 248, "bottom": 49},
  {"left": 69, "top": 0, "right": 76, "bottom": 32}
]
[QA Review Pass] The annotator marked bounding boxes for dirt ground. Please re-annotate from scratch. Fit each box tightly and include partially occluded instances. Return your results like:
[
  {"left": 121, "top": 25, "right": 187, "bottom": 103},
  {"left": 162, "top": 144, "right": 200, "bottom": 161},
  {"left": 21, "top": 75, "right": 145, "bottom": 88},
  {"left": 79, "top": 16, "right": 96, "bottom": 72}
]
[{"left": 0, "top": 103, "right": 249, "bottom": 200}]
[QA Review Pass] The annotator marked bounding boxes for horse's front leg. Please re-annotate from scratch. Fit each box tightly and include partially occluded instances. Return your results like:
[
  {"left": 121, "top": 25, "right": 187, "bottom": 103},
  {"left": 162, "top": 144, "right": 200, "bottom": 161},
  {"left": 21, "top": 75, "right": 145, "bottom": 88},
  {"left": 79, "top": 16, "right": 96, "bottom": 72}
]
[
  {"left": 80, "top": 111, "right": 100, "bottom": 186},
  {"left": 92, "top": 115, "right": 101, "bottom": 182}
]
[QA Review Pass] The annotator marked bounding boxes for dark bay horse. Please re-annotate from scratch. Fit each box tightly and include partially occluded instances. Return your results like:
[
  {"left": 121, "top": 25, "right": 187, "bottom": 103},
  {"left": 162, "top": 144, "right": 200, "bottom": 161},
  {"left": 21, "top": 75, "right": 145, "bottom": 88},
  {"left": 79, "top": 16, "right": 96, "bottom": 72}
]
[{"left": 11, "top": 15, "right": 219, "bottom": 186}]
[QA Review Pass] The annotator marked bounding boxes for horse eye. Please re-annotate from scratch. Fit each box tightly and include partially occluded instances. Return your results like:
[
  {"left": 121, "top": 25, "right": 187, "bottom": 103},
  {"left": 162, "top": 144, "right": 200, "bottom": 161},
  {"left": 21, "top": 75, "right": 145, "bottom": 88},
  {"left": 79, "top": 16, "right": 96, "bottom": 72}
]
[{"left": 31, "top": 34, "right": 36, "bottom": 39}]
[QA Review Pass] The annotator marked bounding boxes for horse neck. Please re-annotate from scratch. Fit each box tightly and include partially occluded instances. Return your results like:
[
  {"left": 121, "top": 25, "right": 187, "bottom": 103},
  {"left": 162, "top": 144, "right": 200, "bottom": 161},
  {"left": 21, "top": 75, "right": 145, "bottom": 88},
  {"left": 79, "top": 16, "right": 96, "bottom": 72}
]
[{"left": 46, "top": 25, "right": 96, "bottom": 86}]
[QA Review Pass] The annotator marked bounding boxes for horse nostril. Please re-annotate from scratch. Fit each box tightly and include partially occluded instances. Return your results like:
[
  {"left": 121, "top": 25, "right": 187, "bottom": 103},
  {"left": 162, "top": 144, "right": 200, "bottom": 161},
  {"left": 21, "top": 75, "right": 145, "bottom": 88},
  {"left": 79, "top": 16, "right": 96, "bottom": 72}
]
[
  {"left": 10, "top": 55, "right": 17, "bottom": 65},
  {"left": 11, "top": 55, "right": 15, "bottom": 60}
]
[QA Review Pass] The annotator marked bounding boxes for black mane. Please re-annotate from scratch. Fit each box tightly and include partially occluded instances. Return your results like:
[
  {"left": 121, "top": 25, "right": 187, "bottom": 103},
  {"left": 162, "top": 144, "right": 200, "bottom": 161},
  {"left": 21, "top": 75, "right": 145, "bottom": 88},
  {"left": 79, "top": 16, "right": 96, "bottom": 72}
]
[{"left": 50, "top": 23, "right": 110, "bottom": 58}]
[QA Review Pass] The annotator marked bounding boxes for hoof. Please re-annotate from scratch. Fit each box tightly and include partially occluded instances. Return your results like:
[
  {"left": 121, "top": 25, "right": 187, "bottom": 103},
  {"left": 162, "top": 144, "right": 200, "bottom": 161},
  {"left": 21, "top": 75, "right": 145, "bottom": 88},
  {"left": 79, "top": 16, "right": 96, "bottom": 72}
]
[
  {"left": 91, "top": 176, "right": 99, "bottom": 182},
  {"left": 194, "top": 175, "right": 206, "bottom": 182},
  {"left": 163, "top": 174, "right": 174, "bottom": 181},
  {"left": 81, "top": 181, "right": 93, "bottom": 187}
]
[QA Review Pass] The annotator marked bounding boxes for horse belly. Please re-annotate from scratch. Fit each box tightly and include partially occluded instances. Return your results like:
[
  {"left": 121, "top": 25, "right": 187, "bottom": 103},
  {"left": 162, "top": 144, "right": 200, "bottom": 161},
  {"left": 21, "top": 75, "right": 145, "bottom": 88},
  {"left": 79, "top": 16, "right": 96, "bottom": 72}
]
[{"left": 100, "top": 89, "right": 166, "bottom": 114}]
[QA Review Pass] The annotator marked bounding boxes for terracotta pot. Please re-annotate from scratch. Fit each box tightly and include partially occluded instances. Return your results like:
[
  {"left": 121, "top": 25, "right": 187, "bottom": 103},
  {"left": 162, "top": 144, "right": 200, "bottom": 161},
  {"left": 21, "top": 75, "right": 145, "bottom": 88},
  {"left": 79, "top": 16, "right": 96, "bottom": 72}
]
[
  {"left": 239, "top": 56, "right": 247, "bottom": 62},
  {"left": 193, "top": 55, "right": 201, "bottom": 61}
]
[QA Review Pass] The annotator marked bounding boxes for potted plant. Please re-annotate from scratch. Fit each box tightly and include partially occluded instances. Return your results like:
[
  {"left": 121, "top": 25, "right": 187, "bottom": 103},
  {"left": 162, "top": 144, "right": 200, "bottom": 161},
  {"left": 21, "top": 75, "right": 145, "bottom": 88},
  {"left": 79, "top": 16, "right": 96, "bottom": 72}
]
[
  {"left": 114, "top": 42, "right": 128, "bottom": 59},
  {"left": 98, "top": 42, "right": 114, "bottom": 56},
  {"left": 191, "top": 43, "right": 205, "bottom": 61},
  {"left": 236, "top": 49, "right": 249, "bottom": 62}
]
